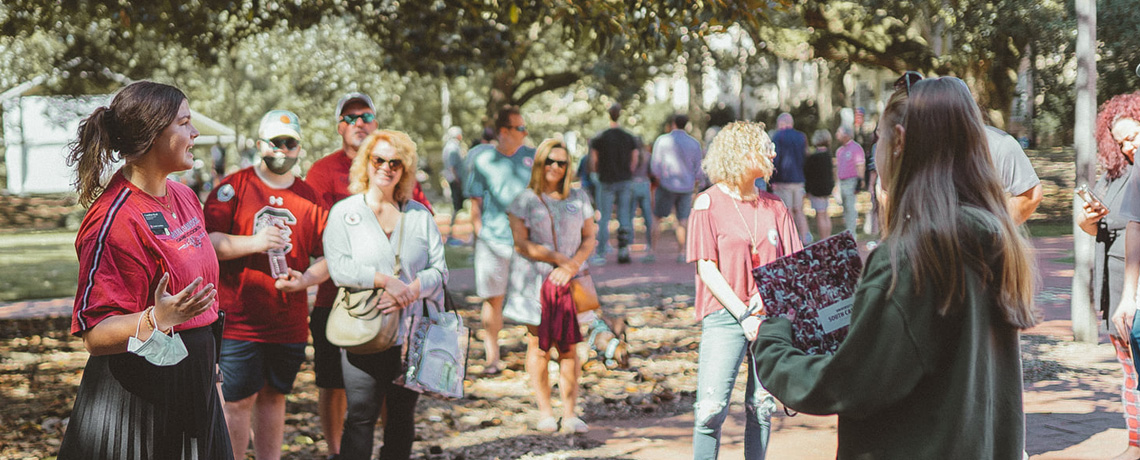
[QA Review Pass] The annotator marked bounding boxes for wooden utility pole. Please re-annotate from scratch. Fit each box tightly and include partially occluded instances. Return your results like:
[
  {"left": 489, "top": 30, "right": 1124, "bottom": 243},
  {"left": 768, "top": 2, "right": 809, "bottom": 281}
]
[{"left": 1071, "top": 0, "right": 1098, "bottom": 342}]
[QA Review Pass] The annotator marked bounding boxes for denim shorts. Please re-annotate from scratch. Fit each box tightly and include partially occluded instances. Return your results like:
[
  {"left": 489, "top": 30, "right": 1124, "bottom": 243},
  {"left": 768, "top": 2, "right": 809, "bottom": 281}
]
[
  {"left": 653, "top": 188, "right": 694, "bottom": 220},
  {"left": 219, "top": 339, "right": 306, "bottom": 401}
]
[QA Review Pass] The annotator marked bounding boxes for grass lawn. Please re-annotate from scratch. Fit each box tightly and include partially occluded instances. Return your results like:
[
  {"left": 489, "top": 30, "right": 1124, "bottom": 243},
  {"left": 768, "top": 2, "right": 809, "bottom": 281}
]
[{"left": 0, "top": 231, "right": 78, "bottom": 302}]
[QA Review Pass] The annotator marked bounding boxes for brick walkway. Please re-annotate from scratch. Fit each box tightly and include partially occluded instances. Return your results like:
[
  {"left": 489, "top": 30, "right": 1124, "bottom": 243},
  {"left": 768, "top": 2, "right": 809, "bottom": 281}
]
[{"left": 0, "top": 230, "right": 1127, "bottom": 459}]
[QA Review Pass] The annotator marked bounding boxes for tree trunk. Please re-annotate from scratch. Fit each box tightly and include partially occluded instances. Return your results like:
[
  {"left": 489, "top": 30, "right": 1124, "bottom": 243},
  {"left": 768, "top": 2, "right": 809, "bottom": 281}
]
[
  {"left": 816, "top": 62, "right": 833, "bottom": 128},
  {"left": 829, "top": 61, "right": 851, "bottom": 111},
  {"left": 686, "top": 48, "right": 708, "bottom": 139},
  {"left": 1072, "top": 0, "right": 1098, "bottom": 343},
  {"left": 486, "top": 67, "right": 516, "bottom": 126}
]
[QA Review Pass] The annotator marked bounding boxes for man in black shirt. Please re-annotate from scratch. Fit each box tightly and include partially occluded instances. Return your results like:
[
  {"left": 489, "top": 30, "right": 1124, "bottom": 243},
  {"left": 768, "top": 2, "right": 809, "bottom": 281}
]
[{"left": 589, "top": 103, "right": 639, "bottom": 264}]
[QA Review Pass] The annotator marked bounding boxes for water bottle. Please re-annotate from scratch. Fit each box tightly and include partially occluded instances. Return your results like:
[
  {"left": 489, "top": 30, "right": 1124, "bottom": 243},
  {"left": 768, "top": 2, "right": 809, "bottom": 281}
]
[{"left": 268, "top": 248, "right": 289, "bottom": 279}]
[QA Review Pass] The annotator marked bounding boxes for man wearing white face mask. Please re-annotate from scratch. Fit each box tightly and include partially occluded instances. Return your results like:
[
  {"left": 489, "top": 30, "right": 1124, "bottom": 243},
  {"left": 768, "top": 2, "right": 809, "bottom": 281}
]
[{"left": 205, "top": 110, "right": 330, "bottom": 460}]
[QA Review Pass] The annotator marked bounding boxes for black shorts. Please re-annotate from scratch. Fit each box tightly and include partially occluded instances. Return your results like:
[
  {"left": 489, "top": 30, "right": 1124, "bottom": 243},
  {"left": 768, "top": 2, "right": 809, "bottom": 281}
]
[
  {"left": 449, "top": 179, "right": 465, "bottom": 211},
  {"left": 309, "top": 306, "right": 345, "bottom": 389}
]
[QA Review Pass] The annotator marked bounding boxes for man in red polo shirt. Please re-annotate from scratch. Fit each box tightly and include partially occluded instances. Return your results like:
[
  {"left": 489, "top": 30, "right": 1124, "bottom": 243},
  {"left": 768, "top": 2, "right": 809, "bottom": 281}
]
[
  {"left": 205, "top": 109, "right": 329, "bottom": 460},
  {"left": 304, "top": 93, "right": 377, "bottom": 459}
]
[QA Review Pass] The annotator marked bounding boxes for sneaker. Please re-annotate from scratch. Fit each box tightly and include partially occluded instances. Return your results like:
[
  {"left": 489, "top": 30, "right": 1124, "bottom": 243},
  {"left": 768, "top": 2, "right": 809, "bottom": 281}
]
[
  {"left": 676, "top": 254, "right": 686, "bottom": 264},
  {"left": 617, "top": 247, "right": 631, "bottom": 264},
  {"left": 639, "top": 254, "right": 656, "bottom": 264},
  {"left": 588, "top": 253, "right": 607, "bottom": 266},
  {"left": 865, "top": 240, "right": 879, "bottom": 251},
  {"left": 561, "top": 416, "right": 589, "bottom": 434},
  {"left": 536, "top": 416, "right": 559, "bottom": 433}
]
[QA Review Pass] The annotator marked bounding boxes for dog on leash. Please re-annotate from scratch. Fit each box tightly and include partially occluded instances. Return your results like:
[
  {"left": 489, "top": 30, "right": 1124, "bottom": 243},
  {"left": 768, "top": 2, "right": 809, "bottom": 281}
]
[{"left": 582, "top": 315, "right": 629, "bottom": 369}]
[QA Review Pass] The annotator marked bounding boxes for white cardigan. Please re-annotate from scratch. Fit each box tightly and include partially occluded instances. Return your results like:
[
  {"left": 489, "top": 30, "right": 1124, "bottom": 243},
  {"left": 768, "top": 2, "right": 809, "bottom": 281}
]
[{"left": 323, "top": 194, "right": 448, "bottom": 343}]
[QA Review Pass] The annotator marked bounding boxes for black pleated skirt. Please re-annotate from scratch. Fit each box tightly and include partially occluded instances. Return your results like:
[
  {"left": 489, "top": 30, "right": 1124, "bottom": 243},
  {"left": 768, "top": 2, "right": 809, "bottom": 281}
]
[{"left": 57, "top": 326, "right": 233, "bottom": 460}]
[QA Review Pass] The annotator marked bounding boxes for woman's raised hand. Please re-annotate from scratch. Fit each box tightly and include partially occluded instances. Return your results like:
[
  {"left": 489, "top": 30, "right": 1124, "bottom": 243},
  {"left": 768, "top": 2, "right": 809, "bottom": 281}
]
[{"left": 151, "top": 273, "right": 216, "bottom": 332}]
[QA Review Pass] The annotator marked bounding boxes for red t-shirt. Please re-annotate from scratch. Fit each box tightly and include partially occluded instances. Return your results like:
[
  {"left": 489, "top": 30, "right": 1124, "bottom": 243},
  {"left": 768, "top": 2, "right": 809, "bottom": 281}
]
[
  {"left": 686, "top": 184, "right": 802, "bottom": 322},
  {"left": 72, "top": 172, "right": 220, "bottom": 335},
  {"left": 204, "top": 168, "right": 327, "bottom": 343},
  {"left": 306, "top": 150, "right": 353, "bottom": 308}
]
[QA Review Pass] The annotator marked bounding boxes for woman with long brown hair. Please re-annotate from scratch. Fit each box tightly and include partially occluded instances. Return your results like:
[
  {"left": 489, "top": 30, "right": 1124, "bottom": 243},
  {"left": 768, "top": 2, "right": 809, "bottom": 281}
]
[
  {"left": 753, "top": 76, "right": 1037, "bottom": 458},
  {"left": 58, "top": 81, "right": 230, "bottom": 459}
]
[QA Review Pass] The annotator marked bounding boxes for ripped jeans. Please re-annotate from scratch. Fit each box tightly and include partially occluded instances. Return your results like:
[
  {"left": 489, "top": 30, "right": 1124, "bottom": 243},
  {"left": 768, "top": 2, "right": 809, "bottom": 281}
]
[{"left": 693, "top": 309, "right": 776, "bottom": 460}]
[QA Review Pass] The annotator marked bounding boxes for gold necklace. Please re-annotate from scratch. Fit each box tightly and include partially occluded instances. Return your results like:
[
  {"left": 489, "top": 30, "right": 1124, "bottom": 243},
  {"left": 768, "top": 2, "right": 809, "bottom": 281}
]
[
  {"left": 126, "top": 168, "right": 177, "bottom": 219},
  {"left": 729, "top": 188, "right": 761, "bottom": 268},
  {"left": 149, "top": 191, "right": 177, "bottom": 220}
]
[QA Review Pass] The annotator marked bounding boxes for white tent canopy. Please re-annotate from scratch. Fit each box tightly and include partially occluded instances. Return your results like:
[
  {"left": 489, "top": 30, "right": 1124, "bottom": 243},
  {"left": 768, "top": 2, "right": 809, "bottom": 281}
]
[{"left": 2, "top": 92, "right": 236, "bottom": 195}]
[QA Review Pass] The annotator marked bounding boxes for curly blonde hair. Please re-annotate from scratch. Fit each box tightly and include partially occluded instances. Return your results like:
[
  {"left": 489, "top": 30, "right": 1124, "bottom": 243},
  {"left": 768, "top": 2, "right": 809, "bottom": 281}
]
[
  {"left": 702, "top": 121, "right": 775, "bottom": 185},
  {"left": 348, "top": 130, "right": 418, "bottom": 203}
]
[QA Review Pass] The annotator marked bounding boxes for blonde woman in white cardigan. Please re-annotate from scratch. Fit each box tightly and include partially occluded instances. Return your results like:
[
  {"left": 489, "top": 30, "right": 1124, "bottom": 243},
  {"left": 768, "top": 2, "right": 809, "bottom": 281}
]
[{"left": 323, "top": 129, "right": 447, "bottom": 460}]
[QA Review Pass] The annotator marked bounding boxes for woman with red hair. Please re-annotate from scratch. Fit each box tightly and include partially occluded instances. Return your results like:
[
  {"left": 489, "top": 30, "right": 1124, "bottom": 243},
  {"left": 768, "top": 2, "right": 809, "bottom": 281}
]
[{"left": 1089, "top": 92, "right": 1140, "bottom": 460}]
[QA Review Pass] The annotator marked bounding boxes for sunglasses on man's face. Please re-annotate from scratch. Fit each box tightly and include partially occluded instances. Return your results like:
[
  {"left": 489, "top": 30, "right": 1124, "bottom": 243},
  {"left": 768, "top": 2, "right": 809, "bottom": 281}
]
[
  {"left": 369, "top": 156, "right": 404, "bottom": 170},
  {"left": 262, "top": 137, "right": 299, "bottom": 151},
  {"left": 341, "top": 112, "right": 376, "bottom": 125},
  {"left": 894, "top": 71, "right": 924, "bottom": 95},
  {"left": 544, "top": 158, "right": 568, "bottom": 168},
  {"left": 509, "top": 125, "right": 527, "bottom": 133}
]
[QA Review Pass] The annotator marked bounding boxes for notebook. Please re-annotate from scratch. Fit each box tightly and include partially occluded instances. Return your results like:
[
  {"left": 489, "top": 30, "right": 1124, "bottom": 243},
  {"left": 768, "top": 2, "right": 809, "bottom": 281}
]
[{"left": 752, "top": 231, "right": 864, "bottom": 355}]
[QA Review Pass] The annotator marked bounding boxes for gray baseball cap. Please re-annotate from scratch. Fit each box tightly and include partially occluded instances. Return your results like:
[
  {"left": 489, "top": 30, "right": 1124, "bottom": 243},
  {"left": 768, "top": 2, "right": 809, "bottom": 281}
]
[{"left": 335, "top": 92, "right": 376, "bottom": 121}]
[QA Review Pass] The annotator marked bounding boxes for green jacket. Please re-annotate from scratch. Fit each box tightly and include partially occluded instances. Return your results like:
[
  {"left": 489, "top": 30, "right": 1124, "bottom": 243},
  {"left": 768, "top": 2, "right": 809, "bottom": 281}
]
[{"left": 753, "top": 207, "right": 1025, "bottom": 459}]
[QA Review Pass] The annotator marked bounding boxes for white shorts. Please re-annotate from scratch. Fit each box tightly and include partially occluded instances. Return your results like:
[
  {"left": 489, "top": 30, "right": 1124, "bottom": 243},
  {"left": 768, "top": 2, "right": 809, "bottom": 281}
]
[{"left": 474, "top": 238, "right": 514, "bottom": 299}]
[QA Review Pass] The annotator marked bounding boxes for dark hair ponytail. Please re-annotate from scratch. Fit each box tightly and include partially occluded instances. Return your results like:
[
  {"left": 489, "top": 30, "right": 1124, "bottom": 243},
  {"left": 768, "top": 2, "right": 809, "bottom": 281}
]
[
  {"left": 68, "top": 107, "right": 116, "bottom": 206},
  {"left": 67, "top": 81, "right": 186, "bottom": 207}
]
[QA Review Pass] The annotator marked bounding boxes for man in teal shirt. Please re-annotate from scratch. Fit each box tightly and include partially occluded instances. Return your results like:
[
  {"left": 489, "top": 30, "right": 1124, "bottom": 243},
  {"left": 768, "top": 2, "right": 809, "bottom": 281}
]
[{"left": 464, "top": 105, "right": 535, "bottom": 374}]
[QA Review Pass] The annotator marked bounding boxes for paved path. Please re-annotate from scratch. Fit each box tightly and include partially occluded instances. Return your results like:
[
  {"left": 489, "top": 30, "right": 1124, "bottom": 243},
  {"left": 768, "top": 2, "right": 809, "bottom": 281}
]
[{"left": 0, "top": 231, "right": 1127, "bottom": 459}]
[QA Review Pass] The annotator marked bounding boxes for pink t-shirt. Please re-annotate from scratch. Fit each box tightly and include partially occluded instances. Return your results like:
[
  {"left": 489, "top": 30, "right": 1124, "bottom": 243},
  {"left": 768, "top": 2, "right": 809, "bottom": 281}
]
[
  {"left": 686, "top": 184, "right": 802, "bottom": 322},
  {"left": 836, "top": 140, "right": 865, "bottom": 180}
]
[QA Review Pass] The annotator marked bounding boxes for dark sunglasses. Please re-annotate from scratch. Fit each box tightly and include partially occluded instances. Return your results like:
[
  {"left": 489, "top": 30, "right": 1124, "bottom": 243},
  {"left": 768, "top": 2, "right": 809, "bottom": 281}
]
[
  {"left": 261, "top": 137, "right": 299, "bottom": 151},
  {"left": 369, "top": 156, "right": 404, "bottom": 170},
  {"left": 341, "top": 112, "right": 376, "bottom": 125},
  {"left": 894, "top": 71, "right": 924, "bottom": 95},
  {"left": 544, "top": 158, "right": 569, "bottom": 168},
  {"left": 509, "top": 125, "right": 527, "bottom": 133}
]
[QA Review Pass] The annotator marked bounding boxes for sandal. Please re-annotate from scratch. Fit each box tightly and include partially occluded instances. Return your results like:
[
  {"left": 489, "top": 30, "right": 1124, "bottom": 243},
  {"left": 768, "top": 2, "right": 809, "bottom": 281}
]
[
  {"left": 536, "top": 416, "right": 559, "bottom": 433},
  {"left": 481, "top": 362, "right": 502, "bottom": 376}
]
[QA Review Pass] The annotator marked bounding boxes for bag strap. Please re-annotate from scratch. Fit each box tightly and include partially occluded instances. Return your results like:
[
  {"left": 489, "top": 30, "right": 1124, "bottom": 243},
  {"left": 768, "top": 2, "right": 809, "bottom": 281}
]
[{"left": 392, "top": 203, "right": 408, "bottom": 277}]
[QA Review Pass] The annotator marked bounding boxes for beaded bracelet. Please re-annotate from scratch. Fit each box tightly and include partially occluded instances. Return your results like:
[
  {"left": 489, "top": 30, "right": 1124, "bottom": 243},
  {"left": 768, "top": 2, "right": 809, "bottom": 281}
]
[{"left": 149, "top": 307, "right": 172, "bottom": 335}]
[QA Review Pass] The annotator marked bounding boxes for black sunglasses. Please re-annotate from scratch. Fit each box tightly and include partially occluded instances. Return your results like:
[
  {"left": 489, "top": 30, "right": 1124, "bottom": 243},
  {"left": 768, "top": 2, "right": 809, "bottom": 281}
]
[
  {"left": 369, "top": 156, "right": 404, "bottom": 170},
  {"left": 341, "top": 112, "right": 376, "bottom": 125},
  {"left": 894, "top": 71, "right": 924, "bottom": 95},
  {"left": 509, "top": 125, "right": 527, "bottom": 133},
  {"left": 261, "top": 137, "right": 299, "bottom": 151},
  {"left": 544, "top": 158, "right": 568, "bottom": 168}
]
